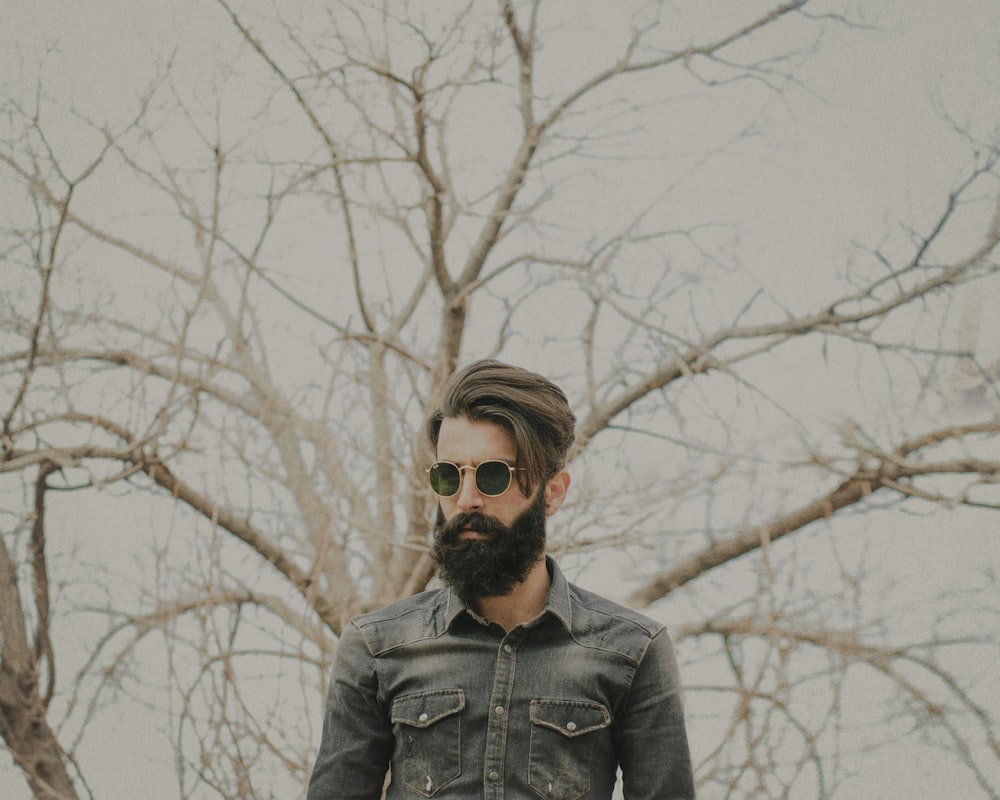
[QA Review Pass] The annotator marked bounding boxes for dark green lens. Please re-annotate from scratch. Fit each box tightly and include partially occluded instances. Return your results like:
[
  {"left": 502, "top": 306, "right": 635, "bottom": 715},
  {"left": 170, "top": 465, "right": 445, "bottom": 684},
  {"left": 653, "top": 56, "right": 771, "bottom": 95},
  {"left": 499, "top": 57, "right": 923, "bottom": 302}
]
[
  {"left": 476, "top": 461, "right": 512, "bottom": 496},
  {"left": 429, "top": 463, "right": 460, "bottom": 496}
]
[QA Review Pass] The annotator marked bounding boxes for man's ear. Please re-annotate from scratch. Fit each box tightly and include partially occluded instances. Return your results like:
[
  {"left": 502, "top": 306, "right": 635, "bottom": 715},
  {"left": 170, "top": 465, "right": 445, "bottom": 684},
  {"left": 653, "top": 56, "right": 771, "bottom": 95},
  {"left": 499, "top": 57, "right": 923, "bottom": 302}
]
[{"left": 543, "top": 470, "right": 570, "bottom": 517}]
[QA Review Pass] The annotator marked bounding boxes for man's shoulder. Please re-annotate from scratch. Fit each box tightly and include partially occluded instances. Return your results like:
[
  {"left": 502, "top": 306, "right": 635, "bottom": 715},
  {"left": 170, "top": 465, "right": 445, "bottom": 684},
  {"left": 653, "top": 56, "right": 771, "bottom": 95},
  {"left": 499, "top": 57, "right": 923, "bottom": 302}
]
[
  {"left": 568, "top": 581, "right": 665, "bottom": 635},
  {"left": 347, "top": 588, "right": 451, "bottom": 654},
  {"left": 563, "top": 579, "right": 670, "bottom": 661}
]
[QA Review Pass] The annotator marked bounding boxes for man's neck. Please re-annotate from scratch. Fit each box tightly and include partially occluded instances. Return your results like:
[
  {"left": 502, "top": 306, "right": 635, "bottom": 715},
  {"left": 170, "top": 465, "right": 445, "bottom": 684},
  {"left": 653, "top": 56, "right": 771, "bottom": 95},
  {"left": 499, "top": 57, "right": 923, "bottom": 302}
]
[{"left": 474, "top": 557, "right": 551, "bottom": 632}]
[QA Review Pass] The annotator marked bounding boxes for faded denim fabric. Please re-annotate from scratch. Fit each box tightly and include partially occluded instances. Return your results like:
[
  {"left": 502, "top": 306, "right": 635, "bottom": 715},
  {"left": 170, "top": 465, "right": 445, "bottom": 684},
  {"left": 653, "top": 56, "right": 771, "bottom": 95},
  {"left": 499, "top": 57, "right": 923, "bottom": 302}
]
[{"left": 307, "top": 558, "right": 694, "bottom": 800}]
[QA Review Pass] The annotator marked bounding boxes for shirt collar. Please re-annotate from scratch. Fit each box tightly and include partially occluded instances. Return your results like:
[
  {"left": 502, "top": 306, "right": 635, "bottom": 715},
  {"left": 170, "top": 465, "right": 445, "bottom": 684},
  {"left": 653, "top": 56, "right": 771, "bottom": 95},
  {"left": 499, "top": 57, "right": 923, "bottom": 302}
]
[
  {"left": 441, "top": 555, "right": 574, "bottom": 632},
  {"left": 542, "top": 555, "right": 574, "bottom": 631}
]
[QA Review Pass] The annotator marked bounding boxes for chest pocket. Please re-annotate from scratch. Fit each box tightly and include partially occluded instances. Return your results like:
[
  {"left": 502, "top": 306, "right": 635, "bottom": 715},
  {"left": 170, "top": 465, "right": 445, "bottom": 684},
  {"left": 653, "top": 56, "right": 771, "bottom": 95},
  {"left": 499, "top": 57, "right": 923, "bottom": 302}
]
[
  {"left": 391, "top": 689, "right": 465, "bottom": 797},
  {"left": 528, "top": 699, "right": 611, "bottom": 800}
]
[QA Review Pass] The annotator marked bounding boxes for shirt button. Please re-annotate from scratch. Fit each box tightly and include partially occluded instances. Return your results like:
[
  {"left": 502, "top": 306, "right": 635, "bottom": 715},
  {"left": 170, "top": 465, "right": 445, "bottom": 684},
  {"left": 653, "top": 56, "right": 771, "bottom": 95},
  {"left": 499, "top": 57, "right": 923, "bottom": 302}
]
[
  {"left": 418, "top": 712, "right": 428, "bottom": 723},
  {"left": 494, "top": 705, "right": 505, "bottom": 716},
  {"left": 503, "top": 644, "right": 513, "bottom": 653},
  {"left": 489, "top": 771, "right": 500, "bottom": 781},
  {"left": 566, "top": 721, "right": 577, "bottom": 732}
]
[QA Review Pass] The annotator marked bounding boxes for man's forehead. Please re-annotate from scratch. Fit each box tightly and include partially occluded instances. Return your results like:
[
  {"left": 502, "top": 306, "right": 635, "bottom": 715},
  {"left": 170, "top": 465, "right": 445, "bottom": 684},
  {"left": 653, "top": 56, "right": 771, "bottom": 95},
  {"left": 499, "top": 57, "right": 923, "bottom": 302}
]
[{"left": 436, "top": 415, "right": 517, "bottom": 460}]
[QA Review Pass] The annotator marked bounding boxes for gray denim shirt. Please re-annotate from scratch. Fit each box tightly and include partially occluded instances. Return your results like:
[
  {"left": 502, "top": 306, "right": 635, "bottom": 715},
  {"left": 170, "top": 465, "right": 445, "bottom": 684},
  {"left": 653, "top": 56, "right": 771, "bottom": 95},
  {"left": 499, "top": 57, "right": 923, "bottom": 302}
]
[{"left": 307, "top": 557, "right": 694, "bottom": 800}]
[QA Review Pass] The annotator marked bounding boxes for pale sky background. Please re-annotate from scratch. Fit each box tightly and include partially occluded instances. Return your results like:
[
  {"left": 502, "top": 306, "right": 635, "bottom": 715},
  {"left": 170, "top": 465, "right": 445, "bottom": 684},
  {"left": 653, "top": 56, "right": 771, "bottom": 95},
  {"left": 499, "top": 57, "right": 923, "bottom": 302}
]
[{"left": 2, "top": 1, "right": 999, "bottom": 798}]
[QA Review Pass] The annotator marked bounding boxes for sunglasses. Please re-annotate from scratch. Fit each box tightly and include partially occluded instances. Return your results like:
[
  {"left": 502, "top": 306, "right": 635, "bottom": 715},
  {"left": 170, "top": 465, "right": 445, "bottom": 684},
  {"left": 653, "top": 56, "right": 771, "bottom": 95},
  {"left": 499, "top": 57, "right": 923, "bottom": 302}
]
[{"left": 426, "top": 460, "right": 522, "bottom": 498}]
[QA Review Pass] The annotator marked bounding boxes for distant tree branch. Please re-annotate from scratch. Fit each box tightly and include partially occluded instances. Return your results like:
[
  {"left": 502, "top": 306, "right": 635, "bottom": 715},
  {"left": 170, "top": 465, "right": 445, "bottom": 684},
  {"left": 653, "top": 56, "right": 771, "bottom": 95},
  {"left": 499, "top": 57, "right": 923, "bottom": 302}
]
[{"left": 628, "top": 420, "right": 1000, "bottom": 607}]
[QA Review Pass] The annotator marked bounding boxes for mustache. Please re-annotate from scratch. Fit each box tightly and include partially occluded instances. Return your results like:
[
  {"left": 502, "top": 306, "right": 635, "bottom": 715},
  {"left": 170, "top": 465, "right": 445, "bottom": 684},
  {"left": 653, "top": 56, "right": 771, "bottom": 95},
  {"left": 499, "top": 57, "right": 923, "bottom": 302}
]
[{"left": 438, "top": 511, "right": 508, "bottom": 542}]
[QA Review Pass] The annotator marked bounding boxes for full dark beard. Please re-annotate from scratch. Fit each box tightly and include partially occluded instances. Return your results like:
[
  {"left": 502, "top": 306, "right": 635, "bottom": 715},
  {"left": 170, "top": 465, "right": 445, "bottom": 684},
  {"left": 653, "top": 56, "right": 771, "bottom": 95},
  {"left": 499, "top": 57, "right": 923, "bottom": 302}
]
[{"left": 431, "top": 490, "right": 547, "bottom": 606}]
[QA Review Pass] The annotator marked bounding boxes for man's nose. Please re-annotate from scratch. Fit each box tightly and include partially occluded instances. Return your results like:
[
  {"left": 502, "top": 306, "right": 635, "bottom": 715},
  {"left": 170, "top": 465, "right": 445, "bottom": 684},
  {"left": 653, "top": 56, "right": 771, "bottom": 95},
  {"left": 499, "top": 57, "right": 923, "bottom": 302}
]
[{"left": 455, "top": 468, "right": 484, "bottom": 511}]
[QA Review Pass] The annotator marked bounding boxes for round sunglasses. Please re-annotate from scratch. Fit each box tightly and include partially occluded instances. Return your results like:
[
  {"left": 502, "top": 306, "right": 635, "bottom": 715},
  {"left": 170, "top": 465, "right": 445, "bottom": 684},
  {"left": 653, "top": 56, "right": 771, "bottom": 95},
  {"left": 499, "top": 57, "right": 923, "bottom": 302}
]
[{"left": 426, "top": 460, "right": 522, "bottom": 498}]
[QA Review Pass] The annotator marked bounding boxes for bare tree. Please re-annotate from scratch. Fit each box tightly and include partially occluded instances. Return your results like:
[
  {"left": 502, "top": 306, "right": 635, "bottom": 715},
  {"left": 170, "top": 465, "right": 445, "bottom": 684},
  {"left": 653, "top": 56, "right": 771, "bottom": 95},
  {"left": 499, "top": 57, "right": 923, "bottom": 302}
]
[{"left": 1, "top": 1, "right": 998, "bottom": 798}]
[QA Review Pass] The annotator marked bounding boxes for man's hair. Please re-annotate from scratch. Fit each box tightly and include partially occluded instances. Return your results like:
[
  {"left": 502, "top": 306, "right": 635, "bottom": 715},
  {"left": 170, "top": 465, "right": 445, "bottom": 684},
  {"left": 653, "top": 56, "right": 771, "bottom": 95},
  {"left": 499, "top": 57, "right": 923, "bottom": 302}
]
[{"left": 426, "top": 360, "right": 576, "bottom": 494}]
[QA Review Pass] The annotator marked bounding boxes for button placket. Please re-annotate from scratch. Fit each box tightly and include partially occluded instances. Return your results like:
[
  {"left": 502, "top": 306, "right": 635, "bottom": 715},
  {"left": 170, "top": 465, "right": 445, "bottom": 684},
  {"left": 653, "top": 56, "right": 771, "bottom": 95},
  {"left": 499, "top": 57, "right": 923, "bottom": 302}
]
[{"left": 483, "top": 632, "right": 522, "bottom": 800}]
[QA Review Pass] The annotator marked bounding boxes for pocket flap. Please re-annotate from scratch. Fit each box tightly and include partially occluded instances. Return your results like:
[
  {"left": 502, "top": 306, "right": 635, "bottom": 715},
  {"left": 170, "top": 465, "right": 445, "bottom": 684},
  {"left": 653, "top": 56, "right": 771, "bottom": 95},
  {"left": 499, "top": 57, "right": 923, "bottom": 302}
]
[
  {"left": 391, "top": 689, "right": 465, "bottom": 728},
  {"left": 530, "top": 699, "right": 610, "bottom": 737}
]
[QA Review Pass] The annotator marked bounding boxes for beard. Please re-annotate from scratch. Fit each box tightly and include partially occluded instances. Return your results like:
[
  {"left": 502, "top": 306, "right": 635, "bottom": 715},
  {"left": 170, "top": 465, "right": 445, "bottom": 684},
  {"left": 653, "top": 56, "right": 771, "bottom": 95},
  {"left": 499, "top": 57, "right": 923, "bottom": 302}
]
[{"left": 431, "top": 490, "right": 547, "bottom": 606}]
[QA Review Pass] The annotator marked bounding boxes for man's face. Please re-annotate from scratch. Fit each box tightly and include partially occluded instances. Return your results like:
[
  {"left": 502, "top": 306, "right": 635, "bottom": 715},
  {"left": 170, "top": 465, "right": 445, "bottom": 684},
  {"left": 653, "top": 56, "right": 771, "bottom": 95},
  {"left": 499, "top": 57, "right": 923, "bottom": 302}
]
[
  {"left": 434, "top": 416, "right": 533, "bottom": 530},
  {"left": 430, "top": 416, "right": 554, "bottom": 603}
]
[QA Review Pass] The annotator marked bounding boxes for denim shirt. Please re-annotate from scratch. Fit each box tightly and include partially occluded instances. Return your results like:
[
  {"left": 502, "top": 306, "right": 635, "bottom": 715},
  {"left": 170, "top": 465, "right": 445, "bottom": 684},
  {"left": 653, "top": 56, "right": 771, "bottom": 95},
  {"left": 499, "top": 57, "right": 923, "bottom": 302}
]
[{"left": 307, "top": 558, "right": 694, "bottom": 800}]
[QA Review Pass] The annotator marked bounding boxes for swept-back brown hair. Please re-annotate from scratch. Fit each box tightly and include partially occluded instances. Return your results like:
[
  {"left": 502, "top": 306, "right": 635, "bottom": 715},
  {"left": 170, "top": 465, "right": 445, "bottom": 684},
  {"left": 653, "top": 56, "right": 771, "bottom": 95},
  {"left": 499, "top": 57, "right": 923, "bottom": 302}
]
[{"left": 426, "top": 360, "right": 576, "bottom": 495}]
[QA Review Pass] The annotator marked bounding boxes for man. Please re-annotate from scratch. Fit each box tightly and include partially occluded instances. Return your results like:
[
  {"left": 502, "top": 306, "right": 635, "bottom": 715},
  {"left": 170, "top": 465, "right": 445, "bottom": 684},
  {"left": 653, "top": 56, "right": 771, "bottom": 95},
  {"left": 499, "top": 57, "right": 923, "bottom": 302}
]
[{"left": 307, "top": 360, "right": 694, "bottom": 799}]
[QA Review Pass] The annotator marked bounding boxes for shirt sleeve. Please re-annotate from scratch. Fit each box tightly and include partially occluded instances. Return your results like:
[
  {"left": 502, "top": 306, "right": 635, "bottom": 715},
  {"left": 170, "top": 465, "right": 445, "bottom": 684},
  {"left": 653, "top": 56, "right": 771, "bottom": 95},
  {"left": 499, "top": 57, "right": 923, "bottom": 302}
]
[
  {"left": 614, "top": 626, "right": 695, "bottom": 800},
  {"left": 306, "top": 621, "right": 394, "bottom": 800}
]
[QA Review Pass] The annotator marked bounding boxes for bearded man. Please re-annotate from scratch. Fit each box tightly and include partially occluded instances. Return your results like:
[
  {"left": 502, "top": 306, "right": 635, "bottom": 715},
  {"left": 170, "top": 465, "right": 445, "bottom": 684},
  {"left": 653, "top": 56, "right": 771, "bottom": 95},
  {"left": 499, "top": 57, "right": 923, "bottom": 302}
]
[{"left": 307, "top": 360, "right": 694, "bottom": 800}]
